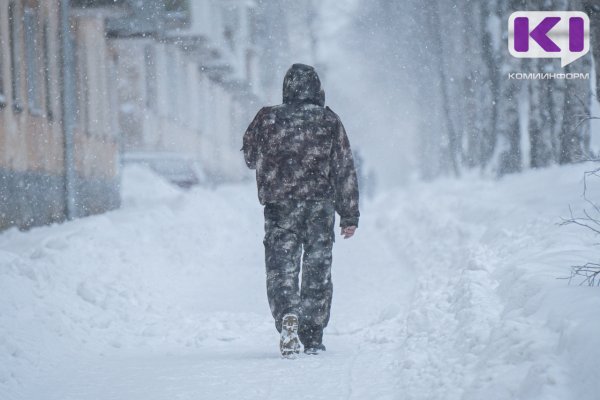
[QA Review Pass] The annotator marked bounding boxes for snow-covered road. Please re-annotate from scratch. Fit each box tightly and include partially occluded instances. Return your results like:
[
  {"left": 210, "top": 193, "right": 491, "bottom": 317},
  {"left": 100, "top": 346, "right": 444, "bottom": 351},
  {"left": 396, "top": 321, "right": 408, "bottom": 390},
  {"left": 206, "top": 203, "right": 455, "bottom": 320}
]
[{"left": 1, "top": 164, "right": 599, "bottom": 399}]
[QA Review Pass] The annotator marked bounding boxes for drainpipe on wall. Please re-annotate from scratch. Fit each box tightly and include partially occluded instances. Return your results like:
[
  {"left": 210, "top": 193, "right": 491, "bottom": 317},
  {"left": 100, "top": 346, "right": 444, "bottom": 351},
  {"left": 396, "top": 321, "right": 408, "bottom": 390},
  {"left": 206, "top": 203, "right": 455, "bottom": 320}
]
[{"left": 60, "top": 0, "right": 77, "bottom": 220}]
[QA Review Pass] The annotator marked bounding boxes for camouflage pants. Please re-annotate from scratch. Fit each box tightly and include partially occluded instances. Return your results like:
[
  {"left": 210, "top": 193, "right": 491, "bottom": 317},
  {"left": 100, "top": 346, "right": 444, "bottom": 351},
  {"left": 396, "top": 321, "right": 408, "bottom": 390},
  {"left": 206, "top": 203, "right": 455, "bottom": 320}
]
[{"left": 263, "top": 200, "right": 335, "bottom": 346}]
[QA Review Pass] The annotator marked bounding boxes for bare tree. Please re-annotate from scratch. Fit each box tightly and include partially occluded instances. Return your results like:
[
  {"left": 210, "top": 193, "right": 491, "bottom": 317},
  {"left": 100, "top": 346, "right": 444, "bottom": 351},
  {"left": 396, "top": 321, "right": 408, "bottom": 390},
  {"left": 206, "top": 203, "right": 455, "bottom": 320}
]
[
  {"left": 527, "top": 0, "right": 566, "bottom": 168},
  {"left": 560, "top": 165, "right": 600, "bottom": 286},
  {"left": 584, "top": 1, "right": 600, "bottom": 100},
  {"left": 528, "top": 58, "right": 557, "bottom": 168},
  {"left": 425, "top": 2, "right": 462, "bottom": 177},
  {"left": 556, "top": 0, "right": 592, "bottom": 163},
  {"left": 462, "top": 0, "right": 499, "bottom": 169},
  {"left": 479, "top": 0, "right": 503, "bottom": 169},
  {"left": 493, "top": 0, "right": 527, "bottom": 175},
  {"left": 559, "top": 67, "right": 592, "bottom": 163}
]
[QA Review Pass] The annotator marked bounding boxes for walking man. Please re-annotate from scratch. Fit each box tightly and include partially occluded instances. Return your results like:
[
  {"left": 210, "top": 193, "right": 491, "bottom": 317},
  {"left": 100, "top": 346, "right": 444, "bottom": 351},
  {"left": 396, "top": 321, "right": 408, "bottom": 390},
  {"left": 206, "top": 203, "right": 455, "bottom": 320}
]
[{"left": 242, "top": 63, "right": 360, "bottom": 358}]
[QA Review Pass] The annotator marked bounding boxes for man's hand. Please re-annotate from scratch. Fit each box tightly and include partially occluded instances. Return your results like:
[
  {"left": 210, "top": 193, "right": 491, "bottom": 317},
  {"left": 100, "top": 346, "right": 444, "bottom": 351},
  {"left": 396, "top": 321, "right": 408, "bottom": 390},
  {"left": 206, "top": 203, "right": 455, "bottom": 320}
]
[{"left": 341, "top": 226, "right": 356, "bottom": 239}]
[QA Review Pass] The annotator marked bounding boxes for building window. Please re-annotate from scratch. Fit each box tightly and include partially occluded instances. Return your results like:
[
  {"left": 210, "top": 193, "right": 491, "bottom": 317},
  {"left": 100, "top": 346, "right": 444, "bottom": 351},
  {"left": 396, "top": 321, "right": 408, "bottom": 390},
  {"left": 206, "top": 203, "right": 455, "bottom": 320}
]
[
  {"left": 24, "top": 6, "right": 42, "bottom": 116},
  {"left": 43, "top": 21, "right": 53, "bottom": 120},
  {"left": 144, "top": 45, "right": 156, "bottom": 110},
  {"left": 8, "top": 1, "right": 23, "bottom": 113}
]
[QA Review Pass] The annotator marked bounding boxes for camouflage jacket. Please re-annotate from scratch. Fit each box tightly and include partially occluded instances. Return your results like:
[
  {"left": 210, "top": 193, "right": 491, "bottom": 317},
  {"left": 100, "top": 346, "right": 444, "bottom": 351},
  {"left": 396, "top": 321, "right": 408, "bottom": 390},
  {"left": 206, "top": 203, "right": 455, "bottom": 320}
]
[{"left": 243, "top": 64, "right": 360, "bottom": 228}]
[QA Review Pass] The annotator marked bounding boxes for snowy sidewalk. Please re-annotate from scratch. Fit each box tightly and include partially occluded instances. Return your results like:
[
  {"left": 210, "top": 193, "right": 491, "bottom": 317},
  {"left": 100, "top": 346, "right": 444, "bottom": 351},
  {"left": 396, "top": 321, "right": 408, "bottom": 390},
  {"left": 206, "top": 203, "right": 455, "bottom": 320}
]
[{"left": 1, "top": 164, "right": 600, "bottom": 399}]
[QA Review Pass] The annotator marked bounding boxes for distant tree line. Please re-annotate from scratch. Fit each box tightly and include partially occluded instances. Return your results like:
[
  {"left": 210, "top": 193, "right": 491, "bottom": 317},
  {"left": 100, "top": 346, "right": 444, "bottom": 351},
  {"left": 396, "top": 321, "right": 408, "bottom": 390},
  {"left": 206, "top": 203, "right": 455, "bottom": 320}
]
[{"left": 357, "top": 0, "right": 600, "bottom": 178}]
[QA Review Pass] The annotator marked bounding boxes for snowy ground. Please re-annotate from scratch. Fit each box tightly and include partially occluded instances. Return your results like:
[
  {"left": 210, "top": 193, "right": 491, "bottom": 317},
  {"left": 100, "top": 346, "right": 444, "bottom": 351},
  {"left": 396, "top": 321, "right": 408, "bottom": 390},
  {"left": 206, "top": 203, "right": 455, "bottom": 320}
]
[{"left": 1, "top": 164, "right": 600, "bottom": 400}]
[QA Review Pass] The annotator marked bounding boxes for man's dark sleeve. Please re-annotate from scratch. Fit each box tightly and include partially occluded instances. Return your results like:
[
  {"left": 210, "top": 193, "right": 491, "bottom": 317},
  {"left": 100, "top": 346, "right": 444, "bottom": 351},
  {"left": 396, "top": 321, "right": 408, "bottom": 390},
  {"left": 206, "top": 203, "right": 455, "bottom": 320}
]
[
  {"left": 242, "top": 107, "right": 266, "bottom": 169},
  {"left": 330, "top": 114, "right": 360, "bottom": 228}
]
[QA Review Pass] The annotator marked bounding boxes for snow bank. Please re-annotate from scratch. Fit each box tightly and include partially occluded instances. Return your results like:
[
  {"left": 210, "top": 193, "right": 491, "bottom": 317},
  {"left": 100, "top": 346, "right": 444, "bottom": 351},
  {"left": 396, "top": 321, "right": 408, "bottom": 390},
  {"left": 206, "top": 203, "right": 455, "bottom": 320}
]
[
  {"left": 0, "top": 166, "right": 267, "bottom": 399},
  {"left": 120, "top": 164, "right": 182, "bottom": 208},
  {"left": 373, "top": 164, "right": 600, "bottom": 400}
]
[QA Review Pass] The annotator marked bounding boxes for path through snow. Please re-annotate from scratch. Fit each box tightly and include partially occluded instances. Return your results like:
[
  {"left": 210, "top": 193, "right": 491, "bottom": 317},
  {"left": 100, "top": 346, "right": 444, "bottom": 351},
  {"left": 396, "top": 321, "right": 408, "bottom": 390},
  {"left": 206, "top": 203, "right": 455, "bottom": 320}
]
[{"left": 1, "top": 164, "right": 599, "bottom": 399}]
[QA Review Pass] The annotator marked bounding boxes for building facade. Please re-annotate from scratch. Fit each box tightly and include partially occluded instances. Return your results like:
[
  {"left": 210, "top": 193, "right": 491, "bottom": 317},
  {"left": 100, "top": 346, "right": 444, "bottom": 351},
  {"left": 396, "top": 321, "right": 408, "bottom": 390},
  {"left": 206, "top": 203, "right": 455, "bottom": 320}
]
[
  {"left": 0, "top": 0, "right": 120, "bottom": 230},
  {"left": 0, "top": 0, "right": 314, "bottom": 231},
  {"left": 0, "top": 0, "right": 65, "bottom": 229},
  {"left": 107, "top": 0, "right": 262, "bottom": 183},
  {"left": 70, "top": 7, "right": 120, "bottom": 217}
]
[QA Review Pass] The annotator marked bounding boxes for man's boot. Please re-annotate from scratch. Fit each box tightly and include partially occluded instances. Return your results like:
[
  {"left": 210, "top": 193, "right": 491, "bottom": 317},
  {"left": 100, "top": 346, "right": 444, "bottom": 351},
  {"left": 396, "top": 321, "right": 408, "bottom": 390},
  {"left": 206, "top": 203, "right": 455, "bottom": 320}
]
[{"left": 280, "top": 314, "right": 300, "bottom": 359}]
